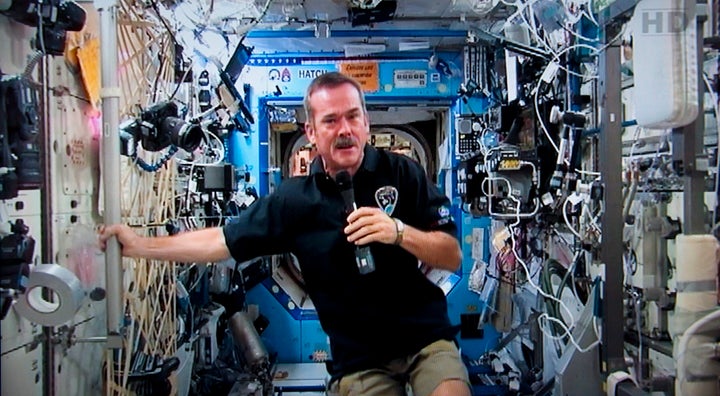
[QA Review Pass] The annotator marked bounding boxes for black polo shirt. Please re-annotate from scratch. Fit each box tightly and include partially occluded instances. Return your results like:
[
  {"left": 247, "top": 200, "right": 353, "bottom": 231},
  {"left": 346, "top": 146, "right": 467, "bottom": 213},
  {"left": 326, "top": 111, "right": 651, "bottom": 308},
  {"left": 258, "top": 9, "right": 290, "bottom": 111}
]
[{"left": 223, "top": 145, "right": 459, "bottom": 376}]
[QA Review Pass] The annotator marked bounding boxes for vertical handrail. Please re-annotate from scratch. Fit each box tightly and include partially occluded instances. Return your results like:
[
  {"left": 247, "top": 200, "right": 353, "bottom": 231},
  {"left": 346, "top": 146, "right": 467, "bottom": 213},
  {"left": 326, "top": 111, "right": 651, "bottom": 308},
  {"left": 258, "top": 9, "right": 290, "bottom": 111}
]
[
  {"left": 96, "top": 0, "right": 124, "bottom": 349},
  {"left": 598, "top": 22, "right": 626, "bottom": 374}
]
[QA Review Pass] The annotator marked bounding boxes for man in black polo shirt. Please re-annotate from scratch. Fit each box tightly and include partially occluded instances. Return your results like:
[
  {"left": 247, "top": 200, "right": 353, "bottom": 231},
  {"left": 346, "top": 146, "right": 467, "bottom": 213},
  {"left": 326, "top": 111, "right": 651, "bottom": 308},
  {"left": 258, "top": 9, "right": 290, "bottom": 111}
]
[{"left": 100, "top": 72, "right": 470, "bottom": 396}]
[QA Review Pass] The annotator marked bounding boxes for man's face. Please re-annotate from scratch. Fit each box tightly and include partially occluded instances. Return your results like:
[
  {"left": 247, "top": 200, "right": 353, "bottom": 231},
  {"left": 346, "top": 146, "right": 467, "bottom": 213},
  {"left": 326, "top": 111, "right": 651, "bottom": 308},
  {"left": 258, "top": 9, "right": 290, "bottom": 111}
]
[{"left": 305, "top": 83, "right": 369, "bottom": 177}]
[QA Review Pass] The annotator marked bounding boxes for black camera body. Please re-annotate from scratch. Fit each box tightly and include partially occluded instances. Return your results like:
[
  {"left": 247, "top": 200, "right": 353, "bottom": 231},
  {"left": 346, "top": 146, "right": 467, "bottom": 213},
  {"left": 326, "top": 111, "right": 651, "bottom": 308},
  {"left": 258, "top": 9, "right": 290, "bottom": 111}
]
[
  {"left": 2, "top": 0, "right": 86, "bottom": 55},
  {"left": 0, "top": 219, "right": 35, "bottom": 319},
  {"left": 0, "top": 219, "right": 34, "bottom": 287},
  {"left": 0, "top": 76, "right": 41, "bottom": 200},
  {"left": 133, "top": 101, "right": 183, "bottom": 152},
  {"left": 121, "top": 101, "right": 204, "bottom": 154}
]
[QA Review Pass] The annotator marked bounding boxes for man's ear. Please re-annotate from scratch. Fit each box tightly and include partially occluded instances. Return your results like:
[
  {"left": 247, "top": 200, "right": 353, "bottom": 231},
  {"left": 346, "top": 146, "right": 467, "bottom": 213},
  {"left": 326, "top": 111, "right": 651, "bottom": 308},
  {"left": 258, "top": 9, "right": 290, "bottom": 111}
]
[{"left": 305, "top": 122, "right": 315, "bottom": 144}]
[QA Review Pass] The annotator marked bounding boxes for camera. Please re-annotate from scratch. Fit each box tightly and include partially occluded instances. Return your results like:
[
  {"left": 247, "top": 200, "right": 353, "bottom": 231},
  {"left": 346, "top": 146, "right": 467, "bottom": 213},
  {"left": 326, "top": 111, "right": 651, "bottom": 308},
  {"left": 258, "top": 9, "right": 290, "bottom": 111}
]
[
  {"left": 1, "top": 0, "right": 86, "bottom": 56},
  {"left": 0, "top": 219, "right": 34, "bottom": 319},
  {"left": 120, "top": 101, "right": 205, "bottom": 155},
  {"left": 0, "top": 76, "right": 41, "bottom": 200}
]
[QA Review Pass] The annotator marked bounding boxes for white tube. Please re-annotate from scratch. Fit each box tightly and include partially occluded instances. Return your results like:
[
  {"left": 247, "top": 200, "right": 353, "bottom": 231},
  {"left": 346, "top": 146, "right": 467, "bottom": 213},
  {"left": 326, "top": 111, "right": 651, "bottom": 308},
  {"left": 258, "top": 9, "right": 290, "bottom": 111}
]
[
  {"left": 97, "top": 0, "right": 124, "bottom": 348},
  {"left": 676, "top": 309, "right": 720, "bottom": 395}
]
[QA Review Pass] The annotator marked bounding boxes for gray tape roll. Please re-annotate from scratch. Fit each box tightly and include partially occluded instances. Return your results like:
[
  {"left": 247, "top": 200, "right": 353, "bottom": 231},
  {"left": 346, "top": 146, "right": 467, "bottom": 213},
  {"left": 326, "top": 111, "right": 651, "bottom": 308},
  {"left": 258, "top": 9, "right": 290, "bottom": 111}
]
[{"left": 14, "top": 264, "right": 85, "bottom": 326}]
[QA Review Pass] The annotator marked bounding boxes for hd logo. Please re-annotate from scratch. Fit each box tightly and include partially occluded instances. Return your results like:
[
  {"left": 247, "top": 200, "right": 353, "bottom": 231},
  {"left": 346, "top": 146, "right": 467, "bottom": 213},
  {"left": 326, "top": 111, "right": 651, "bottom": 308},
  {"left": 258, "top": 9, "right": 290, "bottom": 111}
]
[{"left": 640, "top": 8, "right": 691, "bottom": 35}]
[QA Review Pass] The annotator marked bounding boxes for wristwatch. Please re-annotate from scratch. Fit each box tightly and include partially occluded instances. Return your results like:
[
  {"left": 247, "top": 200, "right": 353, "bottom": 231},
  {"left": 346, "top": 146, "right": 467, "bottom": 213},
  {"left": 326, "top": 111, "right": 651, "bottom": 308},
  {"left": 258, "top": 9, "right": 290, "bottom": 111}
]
[{"left": 393, "top": 218, "right": 404, "bottom": 245}]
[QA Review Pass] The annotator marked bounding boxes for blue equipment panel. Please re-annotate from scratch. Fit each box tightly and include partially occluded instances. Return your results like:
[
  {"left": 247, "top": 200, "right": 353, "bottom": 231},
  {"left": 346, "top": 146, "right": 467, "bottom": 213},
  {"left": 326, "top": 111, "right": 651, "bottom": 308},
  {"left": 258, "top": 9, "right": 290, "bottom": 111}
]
[
  {"left": 243, "top": 54, "right": 462, "bottom": 99},
  {"left": 246, "top": 280, "right": 331, "bottom": 364},
  {"left": 229, "top": 54, "right": 464, "bottom": 194},
  {"left": 246, "top": 282, "right": 305, "bottom": 363},
  {"left": 300, "top": 320, "right": 332, "bottom": 363},
  {"left": 451, "top": 212, "right": 499, "bottom": 358}
]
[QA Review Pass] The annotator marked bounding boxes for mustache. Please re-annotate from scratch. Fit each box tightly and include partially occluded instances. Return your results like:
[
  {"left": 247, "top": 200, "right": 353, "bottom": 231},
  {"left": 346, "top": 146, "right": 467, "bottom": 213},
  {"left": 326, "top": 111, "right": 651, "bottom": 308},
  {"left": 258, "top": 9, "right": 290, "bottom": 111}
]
[{"left": 334, "top": 136, "right": 356, "bottom": 149}]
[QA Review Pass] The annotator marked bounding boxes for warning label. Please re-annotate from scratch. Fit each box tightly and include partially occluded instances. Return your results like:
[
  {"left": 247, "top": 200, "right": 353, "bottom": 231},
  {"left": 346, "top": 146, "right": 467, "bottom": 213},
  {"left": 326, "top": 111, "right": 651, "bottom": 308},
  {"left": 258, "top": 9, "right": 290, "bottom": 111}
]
[{"left": 339, "top": 62, "right": 379, "bottom": 92}]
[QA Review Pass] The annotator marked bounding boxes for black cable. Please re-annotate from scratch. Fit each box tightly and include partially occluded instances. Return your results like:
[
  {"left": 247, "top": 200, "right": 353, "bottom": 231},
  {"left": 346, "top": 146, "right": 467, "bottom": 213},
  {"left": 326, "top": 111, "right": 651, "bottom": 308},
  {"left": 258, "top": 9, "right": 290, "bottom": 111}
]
[
  {"left": 1, "top": 338, "right": 39, "bottom": 356},
  {"left": 67, "top": 93, "right": 90, "bottom": 103},
  {"left": 242, "top": 0, "right": 274, "bottom": 33},
  {"left": 1, "top": 315, "right": 95, "bottom": 356},
  {"left": 146, "top": 0, "right": 180, "bottom": 103},
  {"left": 149, "top": 0, "right": 178, "bottom": 48},
  {"left": 150, "top": 43, "right": 167, "bottom": 103},
  {"left": 168, "top": 59, "right": 194, "bottom": 102}
]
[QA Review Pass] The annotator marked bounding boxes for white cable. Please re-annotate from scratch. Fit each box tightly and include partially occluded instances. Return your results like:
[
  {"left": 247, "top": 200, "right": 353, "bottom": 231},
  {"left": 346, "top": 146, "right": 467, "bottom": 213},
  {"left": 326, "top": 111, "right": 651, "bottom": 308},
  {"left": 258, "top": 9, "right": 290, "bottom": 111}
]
[
  {"left": 587, "top": 199, "right": 603, "bottom": 237},
  {"left": 550, "top": 43, "right": 600, "bottom": 79},
  {"left": 563, "top": 196, "right": 584, "bottom": 239},
  {"left": 509, "top": 225, "right": 595, "bottom": 352},
  {"left": 582, "top": 0, "right": 600, "bottom": 27},
  {"left": 598, "top": 24, "right": 628, "bottom": 52},
  {"left": 635, "top": 292, "right": 643, "bottom": 375},
  {"left": 622, "top": 176, "right": 637, "bottom": 221},
  {"left": 534, "top": 81, "right": 561, "bottom": 154},
  {"left": 560, "top": 0, "right": 600, "bottom": 42},
  {"left": 562, "top": 0, "right": 583, "bottom": 25},
  {"left": 481, "top": 176, "right": 522, "bottom": 226},
  {"left": 607, "top": 371, "right": 638, "bottom": 396},
  {"left": 569, "top": 250, "right": 583, "bottom": 307},
  {"left": 704, "top": 72, "right": 719, "bottom": 125},
  {"left": 519, "top": 160, "right": 539, "bottom": 186},
  {"left": 538, "top": 313, "right": 601, "bottom": 353},
  {"left": 480, "top": 159, "right": 540, "bottom": 220},
  {"left": 507, "top": 218, "right": 579, "bottom": 340},
  {"left": 576, "top": 169, "right": 601, "bottom": 177},
  {"left": 185, "top": 163, "right": 196, "bottom": 213},
  {"left": 520, "top": 206, "right": 600, "bottom": 353},
  {"left": 563, "top": 23, "right": 600, "bottom": 43},
  {"left": 533, "top": 46, "right": 602, "bottom": 162},
  {"left": 627, "top": 127, "right": 643, "bottom": 163},
  {"left": 174, "top": 129, "right": 225, "bottom": 166},
  {"left": 477, "top": 102, "right": 598, "bottom": 352},
  {"left": 537, "top": 250, "right": 601, "bottom": 353},
  {"left": 526, "top": 1, "right": 559, "bottom": 55},
  {"left": 0, "top": 203, "right": 10, "bottom": 235},
  {"left": 503, "top": 0, "right": 559, "bottom": 56},
  {"left": 36, "top": 0, "right": 46, "bottom": 55}
]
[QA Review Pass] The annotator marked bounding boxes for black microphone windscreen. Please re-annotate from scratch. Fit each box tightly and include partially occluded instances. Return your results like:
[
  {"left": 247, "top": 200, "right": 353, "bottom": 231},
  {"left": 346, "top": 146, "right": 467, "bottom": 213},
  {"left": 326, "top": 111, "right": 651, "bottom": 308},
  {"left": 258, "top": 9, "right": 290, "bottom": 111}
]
[
  {"left": 335, "top": 170, "right": 355, "bottom": 212},
  {"left": 335, "top": 170, "right": 352, "bottom": 191}
]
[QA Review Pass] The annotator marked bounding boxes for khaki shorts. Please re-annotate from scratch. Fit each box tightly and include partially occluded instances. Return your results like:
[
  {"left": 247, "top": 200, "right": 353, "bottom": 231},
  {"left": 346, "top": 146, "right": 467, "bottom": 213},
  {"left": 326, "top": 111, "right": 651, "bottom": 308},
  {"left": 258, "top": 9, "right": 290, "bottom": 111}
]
[{"left": 327, "top": 339, "right": 470, "bottom": 396}]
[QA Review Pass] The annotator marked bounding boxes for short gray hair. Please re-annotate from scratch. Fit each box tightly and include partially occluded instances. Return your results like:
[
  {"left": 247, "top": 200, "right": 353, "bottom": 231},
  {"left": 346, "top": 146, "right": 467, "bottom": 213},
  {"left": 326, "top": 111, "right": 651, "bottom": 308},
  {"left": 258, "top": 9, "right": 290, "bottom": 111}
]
[{"left": 303, "top": 72, "right": 367, "bottom": 124}]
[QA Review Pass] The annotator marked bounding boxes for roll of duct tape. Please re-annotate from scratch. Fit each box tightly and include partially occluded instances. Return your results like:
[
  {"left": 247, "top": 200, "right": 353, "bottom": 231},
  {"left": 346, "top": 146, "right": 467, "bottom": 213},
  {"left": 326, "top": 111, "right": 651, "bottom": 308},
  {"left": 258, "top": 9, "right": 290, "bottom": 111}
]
[{"left": 14, "top": 264, "right": 85, "bottom": 326}]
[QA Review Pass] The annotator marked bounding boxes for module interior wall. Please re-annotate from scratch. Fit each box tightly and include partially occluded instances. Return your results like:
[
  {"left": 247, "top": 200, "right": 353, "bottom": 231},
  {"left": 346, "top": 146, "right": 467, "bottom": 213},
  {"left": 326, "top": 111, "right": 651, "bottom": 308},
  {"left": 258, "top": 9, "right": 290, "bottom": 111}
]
[
  {"left": 0, "top": 16, "right": 44, "bottom": 396},
  {"left": 0, "top": 6, "right": 106, "bottom": 396},
  {"left": 45, "top": 4, "right": 106, "bottom": 395}
]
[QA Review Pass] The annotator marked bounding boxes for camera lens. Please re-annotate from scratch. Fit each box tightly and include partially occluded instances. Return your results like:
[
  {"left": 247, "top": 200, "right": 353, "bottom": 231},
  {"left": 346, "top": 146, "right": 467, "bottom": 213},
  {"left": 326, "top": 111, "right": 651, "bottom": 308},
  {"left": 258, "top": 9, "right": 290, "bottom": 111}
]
[{"left": 161, "top": 117, "right": 204, "bottom": 153}]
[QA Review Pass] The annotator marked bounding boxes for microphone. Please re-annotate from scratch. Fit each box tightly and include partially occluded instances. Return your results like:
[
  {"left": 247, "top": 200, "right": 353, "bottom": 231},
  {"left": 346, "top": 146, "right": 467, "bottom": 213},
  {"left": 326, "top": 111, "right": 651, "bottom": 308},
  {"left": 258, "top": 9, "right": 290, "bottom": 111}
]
[{"left": 335, "top": 170, "right": 375, "bottom": 275}]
